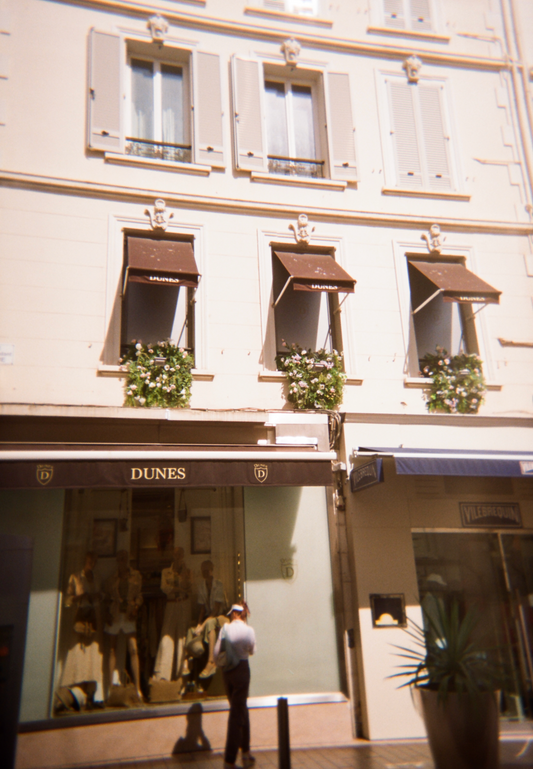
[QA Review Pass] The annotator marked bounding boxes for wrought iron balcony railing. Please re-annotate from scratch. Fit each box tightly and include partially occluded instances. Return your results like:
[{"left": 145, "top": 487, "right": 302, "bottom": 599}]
[
  {"left": 125, "top": 137, "right": 192, "bottom": 164},
  {"left": 267, "top": 155, "right": 325, "bottom": 179}
]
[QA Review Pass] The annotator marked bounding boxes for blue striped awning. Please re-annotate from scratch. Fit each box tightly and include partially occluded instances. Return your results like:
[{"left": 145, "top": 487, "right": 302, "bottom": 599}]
[{"left": 356, "top": 447, "right": 533, "bottom": 477}]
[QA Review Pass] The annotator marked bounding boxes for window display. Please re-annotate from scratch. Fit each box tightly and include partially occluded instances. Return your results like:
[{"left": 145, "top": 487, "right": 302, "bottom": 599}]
[{"left": 54, "top": 487, "right": 244, "bottom": 714}]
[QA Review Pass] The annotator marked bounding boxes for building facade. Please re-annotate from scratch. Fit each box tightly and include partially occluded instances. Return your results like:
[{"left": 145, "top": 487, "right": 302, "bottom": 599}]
[{"left": 1, "top": 0, "right": 533, "bottom": 766}]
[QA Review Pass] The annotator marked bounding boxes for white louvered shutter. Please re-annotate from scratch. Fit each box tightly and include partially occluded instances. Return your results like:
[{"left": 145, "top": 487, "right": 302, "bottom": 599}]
[
  {"left": 387, "top": 79, "right": 423, "bottom": 188},
  {"left": 410, "top": 0, "right": 433, "bottom": 31},
  {"left": 88, "top": 29, "right": 122, "bottom": 152},
  {"left": 231, "top": 56, "right": 267, "bottom": 172},
  {"left": 418, "top": 84, "right": 453, "bottom": 192},
  {"left": 326, "top": 72, "right": 357, "bottom": 182},
  {"left": 383, "top": 0, "right": 405, "bottom": 28},
  {"left": 193, "top": 51, "right": 225, "bottom": 168}
]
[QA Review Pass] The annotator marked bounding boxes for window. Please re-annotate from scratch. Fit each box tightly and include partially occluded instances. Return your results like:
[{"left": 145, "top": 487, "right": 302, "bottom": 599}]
[
  {"left": 265, "top": 80, "right": 321, "bottom": 177},
  {"left": 88, "top": 29, "right": 225, "bottom": 168},
  {"left": 52, "top": 484, "right": 341, "bottom": 715},
  {"left": 128, "top": 57, "right": 190, "bottom": 163},
  {"left": 272, "top": 249, "right": 355, "bottom": 354},
  {"left": 121, "top": 235, "right": 199, "bottom": 355},
  {"left": 232, "top": 57, "right": 357, "bottom": 182},
  {"left": 383, "top": 75, "right": 456, "bottom": 193},
  {"left": 263, "top": 0, "right": 320, "bottom": 16},
  {"left": 407, "top": 258, "right": 501, "bottom": 374},
  {"left": 382, "top": 0, "right": 434, "bottom": 33}
]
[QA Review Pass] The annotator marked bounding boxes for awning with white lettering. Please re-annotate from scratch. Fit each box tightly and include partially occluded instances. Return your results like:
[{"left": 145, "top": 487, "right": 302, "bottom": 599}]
[
  {"left": 0, "top": 447, "right": 336, "bottom": 489},
  {"left": 409, "top": 262, "right": 501, "bottom": 305},
  {"left": 273, "top": 251, "right": 356, "bottom": 305},
  {"left": 355, "top": 447, "right": 533, "bottom": 477},
  {"left": 125, "top": 237, "right": 200, "bottom": 288}
]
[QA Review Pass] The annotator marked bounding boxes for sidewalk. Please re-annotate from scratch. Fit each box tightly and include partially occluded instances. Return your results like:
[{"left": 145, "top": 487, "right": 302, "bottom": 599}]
[{"left": 64, "top": 737, "right": 533, "bottom": 769}]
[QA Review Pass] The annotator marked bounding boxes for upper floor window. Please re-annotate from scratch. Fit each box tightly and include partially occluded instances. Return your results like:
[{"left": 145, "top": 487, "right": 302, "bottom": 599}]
[
  {"left": 382, "top": 0, "right": 434, "bottom": 33},
  {"left": 129, "top": 58, "right": 190, "bottom": 163},
  {"left": 232, "top": 57, "right": 357, "bottom": 183},
  {"left": 88, "top": 29, "right": 225, "bottom": 169},
  {"left": 121, "top": 235, "right": 199, "bottom": 355},
  {"left": 264, "top": 0, "right": 320, "bottom": 16},
  {"left": 272, "top": 249, "right": 355, "bottom": 355},
  {"left": 265, "top": 80, "right": 321, "bottom": 177},
  {"left": 381, "top": 74, "right": 458, "bottom": 194},
  {"left": 407, "top": 257, "right": 501, "bottom": 375}
]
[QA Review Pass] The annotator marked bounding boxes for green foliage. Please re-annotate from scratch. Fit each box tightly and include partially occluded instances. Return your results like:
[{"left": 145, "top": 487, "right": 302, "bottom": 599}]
[
  {"left": 121, "top": 341, "right": 194, "bottom": 408},
  {"left": 420, "top": 346, "right": 486, "bottom": 414},
  {"left": 390, "top": 598, "right": 504, "bottom": 703},
  {"left": 275, "top": 343, "right": 346, "bottom": 410}
]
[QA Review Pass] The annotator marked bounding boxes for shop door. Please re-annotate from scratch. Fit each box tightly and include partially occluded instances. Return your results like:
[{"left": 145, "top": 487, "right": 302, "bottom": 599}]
[{"left": 413, "top": 532, "right": 533, "bottom": 720}]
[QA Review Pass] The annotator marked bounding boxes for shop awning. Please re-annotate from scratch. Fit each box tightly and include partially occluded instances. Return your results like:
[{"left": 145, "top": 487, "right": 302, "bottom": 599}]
[
  {"left": 125, "top": 237, "right": 200, "bottom": 288},
  {"left": 0, "top": 446, "right": 336, "bottom": 489},
  {"left": 409, "top": 262, "right": 501, "bottom": 304},
  {"left": 356, "top": 447, "right": 533, "bottom": 477},
  {"left": 273, "top": 251, "right": 356, "bottom": 296}
]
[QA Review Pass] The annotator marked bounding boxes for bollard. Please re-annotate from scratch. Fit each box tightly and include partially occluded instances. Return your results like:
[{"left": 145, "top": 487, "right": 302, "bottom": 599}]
[{"left": 277, "top": 696, "right": 291, "bottom": 769}]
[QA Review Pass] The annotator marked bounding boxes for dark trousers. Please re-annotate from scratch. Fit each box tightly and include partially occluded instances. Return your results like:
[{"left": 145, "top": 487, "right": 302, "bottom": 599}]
[{"left": 223, "top": 660, "right": 250, "bottom": 764}]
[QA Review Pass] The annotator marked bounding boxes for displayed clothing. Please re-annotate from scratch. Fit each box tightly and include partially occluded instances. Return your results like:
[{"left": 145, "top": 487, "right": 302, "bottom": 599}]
[
  {"left": 197, "top": 578, "right": 225, "bottom": 615},
  {"left": 153, "top": 564, "right": 191, "bottom": 681},
  {"left": 104, "top": 568, "right": 143, "bottom": 627},
  {"left": 60, "top": 568, "right": 104, "bottom": 701}
]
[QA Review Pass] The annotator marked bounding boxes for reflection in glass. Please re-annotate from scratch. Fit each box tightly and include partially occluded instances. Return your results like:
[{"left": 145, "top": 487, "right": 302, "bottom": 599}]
[
  {"left": 131, "top": 59, "right": 154, "bottom": 140},
  {"left": 161, "top": 64, "right": 184, "bottom": 146},
  {"left": 413, "top": 532, "right": 533, "bottom": 721}
]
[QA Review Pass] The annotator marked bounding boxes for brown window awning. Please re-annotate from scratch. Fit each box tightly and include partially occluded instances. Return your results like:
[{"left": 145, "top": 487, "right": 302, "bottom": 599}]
[
  {"left": 126, "top": 237, "right": 200, "bottom": 288},
  {"left": 274, "top": 251, "right": 356, "bottom": 295},
  {"left": 410, "top": 261, "right": 501, "bottom": 304}
]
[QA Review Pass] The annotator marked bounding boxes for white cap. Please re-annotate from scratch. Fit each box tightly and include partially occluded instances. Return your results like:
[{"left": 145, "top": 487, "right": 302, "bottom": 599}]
[
  {"left": 427, "top": 573, "right": 447, "bottom": 587},
  {"left": 227, "top": 604, "right": 244, "bottom": 616}
]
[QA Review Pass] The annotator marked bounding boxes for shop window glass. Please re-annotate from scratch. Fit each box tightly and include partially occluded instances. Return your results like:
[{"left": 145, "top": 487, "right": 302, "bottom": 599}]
[
  {"left": 413, "top": 532, "right": 533, "bottom": 721},
  {"left": 53, "top": 485, "right": 341, "bottom": 716},
  {"left": 244, "top": 486, "right": 341, "bottom": 695}
]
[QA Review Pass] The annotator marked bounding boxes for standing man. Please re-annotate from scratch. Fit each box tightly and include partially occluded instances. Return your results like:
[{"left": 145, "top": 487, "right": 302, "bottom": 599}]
[
  {"left": 214, "top": 603, "right": 256, "bottom": 769},
  {"left": 153, "top": 546, "right": 191, "bottom": 682}
]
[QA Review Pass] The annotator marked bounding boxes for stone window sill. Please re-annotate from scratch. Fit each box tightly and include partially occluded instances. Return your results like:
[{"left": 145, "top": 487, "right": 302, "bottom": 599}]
[
  {"left": 97, "top": 364, "right": 214, "bottom": 382},
  {"left": 259, "top": 370, "right": 362, "bottom": 385},
  {"left": 251, "top": 172, "right": 348, "bottom": 190},
  {"left": 104, "top": 153, "right": 214, "bottom": 175},
  {"left": 367, "top": 25, "right": 450, "bottom": 43},
  {"left": 404, "top": 376, "right": 502, "bottom": 391},
  {"left": 382, "top": 187, "right": 470, "bottom": 201}
]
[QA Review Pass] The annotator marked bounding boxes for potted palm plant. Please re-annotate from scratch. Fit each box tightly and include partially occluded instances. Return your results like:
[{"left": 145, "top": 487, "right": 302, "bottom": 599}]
[{"left": 391, "top": 599, "right": 503, "bottom": 769}]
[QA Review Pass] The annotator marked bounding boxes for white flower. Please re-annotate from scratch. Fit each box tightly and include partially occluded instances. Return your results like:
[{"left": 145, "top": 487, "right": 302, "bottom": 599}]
[
  {"left": 149, "top": 382, "right": 156, "bottom": 388},
  {"left": 130, "top": 384, "right": 137, "bottom": 390},
  {"left": 298, "top": 382, "right": 308, "bottom": 388},
  {"left": 164, "top": 365, "right": 170, "bottom": 371},
  {"left": 139, "top": 397, "right": 146, "bottom": 405},
  {"left": 135, "top": 343, "right": 142, "bottom": 350}
]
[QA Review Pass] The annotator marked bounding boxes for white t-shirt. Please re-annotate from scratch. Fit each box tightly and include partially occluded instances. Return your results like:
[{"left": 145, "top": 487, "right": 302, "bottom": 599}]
[
  {"left": 215, "top": 619, "right": 256, "bottom": 661},
  {"left": 197, "top": 578, "right": 225, "bottom": 613}
]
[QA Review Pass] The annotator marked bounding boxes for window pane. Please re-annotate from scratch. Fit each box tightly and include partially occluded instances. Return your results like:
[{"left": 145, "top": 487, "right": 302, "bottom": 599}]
[
  {"left": 54, "top": 488, "right": 245, "bottom": 714},
  {"left": 123, "top": 283, "right": 180, "bottom": 346},
  {"left": 131, "top": 59, "right": 154, "bottom": 140},
  {"left": 291, "top": 85, "right": 315, "bottom": 159},
  {"left": 161, "top": 64, "right": 184, "bottom": 146},
  {"left": 244, "top": 486, "right": 341, "bottom": 695},
  {"left": 265, "top": 81, "right": 289, "bottom": 157}
]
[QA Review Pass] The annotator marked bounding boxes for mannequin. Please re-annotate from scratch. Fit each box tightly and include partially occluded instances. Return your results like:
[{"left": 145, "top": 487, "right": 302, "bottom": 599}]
[
  {"left": 103, "top": 550, "right": 143, "bottom": 701},
  {"left": 153, "top": 546, "right": 192, "bottom": 682},
  {"left": 59, "top": 551, "right": 104, "bottom": 707}
]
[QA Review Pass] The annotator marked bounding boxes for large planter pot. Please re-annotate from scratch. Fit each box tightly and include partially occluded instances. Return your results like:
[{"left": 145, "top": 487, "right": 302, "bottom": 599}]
[{"left": 419, "top": 688, "right": 499, "bottom": 769}]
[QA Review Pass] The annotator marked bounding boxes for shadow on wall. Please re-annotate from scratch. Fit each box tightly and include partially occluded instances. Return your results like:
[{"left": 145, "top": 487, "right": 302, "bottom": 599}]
[{"left": 173, "top": 702, "right": 212, "bottom": 754}]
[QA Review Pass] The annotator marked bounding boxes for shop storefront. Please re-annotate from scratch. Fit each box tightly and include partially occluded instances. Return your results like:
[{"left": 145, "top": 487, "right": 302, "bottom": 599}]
[
  {"left": 0, "top": 416, "right": 354, "bottom": 767},
  {"left": 344, "top": 423, "right": 533, "bottom": 740}
]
